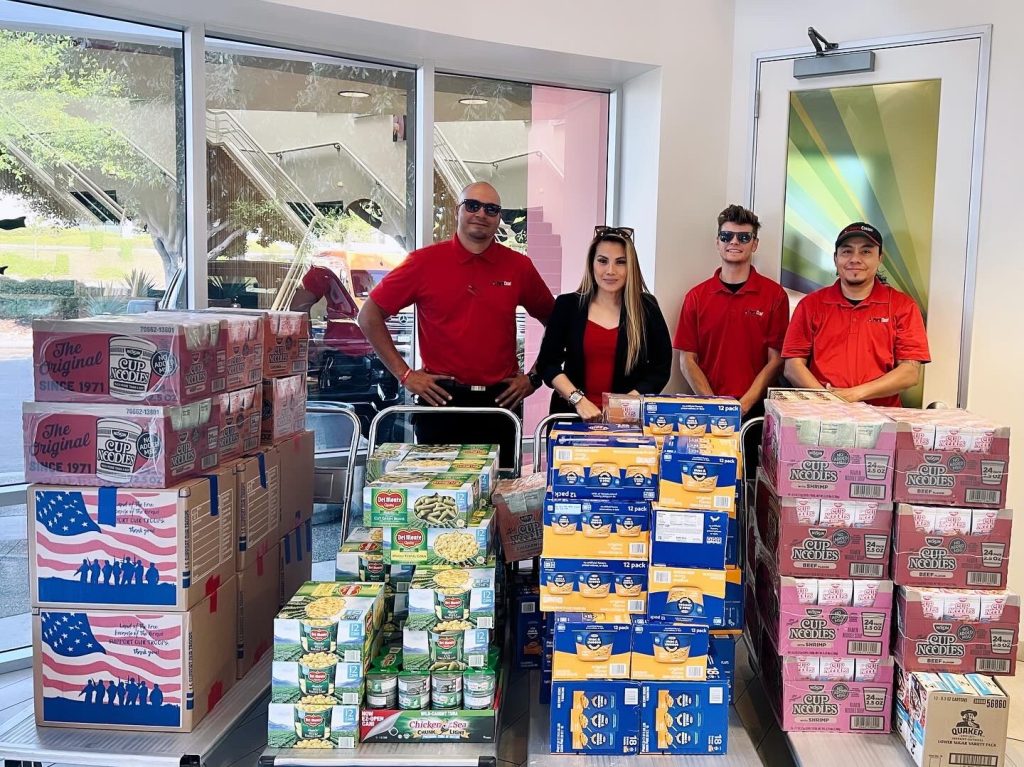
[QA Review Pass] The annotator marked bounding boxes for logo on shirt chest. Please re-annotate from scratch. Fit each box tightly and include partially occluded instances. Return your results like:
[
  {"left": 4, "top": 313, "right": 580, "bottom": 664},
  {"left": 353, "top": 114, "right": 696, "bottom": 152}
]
[
  {"left": 491, "top": 280, "right": 512, "bottom": 287},
  {"left": 744, "top": 308, "right": 765, "bottom": 318}
]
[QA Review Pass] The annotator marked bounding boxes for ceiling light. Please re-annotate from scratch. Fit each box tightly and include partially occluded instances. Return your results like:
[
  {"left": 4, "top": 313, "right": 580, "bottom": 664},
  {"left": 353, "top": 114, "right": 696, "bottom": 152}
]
[
  {"left": 459, "top": 97, "right": 489, "bottom": 105},
  {"left": 338, "top": 90, "right": 370, "bottom": 98}
]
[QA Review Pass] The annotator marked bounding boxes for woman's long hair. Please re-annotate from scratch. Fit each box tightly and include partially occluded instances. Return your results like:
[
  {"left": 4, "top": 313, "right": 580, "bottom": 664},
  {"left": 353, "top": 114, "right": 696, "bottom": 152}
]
[{"left": 576, "top": 232, "right": 649, "bottom": 374}]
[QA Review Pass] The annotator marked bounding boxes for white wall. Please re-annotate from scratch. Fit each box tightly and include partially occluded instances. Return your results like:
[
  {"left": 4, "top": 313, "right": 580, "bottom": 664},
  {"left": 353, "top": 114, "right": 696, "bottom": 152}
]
[{"left": 728, "top": 0, "right": 1024, "bottom": 602}]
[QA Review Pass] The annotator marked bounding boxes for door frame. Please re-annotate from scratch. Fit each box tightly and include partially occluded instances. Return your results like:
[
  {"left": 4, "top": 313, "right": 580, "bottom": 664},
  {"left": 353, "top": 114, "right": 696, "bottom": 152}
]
[{"left": 744, "top": 25, "right": 992, "bottom": 408}]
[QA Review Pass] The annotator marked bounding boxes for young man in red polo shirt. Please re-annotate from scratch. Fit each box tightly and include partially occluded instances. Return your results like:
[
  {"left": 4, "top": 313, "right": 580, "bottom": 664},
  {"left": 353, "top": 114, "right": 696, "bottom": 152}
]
[
  {"left": 782, "top": 222, "right": 930, "bottom": 407},
  {"left": 674, "top": 204, "right": 789, "bottom": 418},
  {"left": 357, "top": 182, "right": 554, "bottom": 465}
]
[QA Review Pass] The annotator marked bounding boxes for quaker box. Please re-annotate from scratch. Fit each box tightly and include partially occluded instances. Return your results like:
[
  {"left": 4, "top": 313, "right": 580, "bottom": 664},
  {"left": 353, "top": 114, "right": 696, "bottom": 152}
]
[
  {"left": 33, "top": 575, "right": 237, "bottom": 732},
  {"left": 755, "top": 469, "right": 893, "bottom": 579},
  {"left": 236, "top": 542, "right": 280, "bottom": 679},
  {"left": 275, "top": 430, "right": 314, "bottom": 533},
  {"left": 29, "top": 468, "right": 236, "bottom": 612},
  {"left": 893, "top": 505, "right": 1013, "bottom": 588},
  {"left": 279, "top": 519, "right": 313, "bottom": 607},
  {"left": 234, "top": 447, "right": 281, "bottom": 571}
]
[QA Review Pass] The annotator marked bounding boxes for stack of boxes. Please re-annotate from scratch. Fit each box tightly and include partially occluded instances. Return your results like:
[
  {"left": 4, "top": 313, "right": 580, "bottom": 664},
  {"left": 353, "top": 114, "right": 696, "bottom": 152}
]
[{"left": 541, "top": 397, "right": 739, "bottom": 756}]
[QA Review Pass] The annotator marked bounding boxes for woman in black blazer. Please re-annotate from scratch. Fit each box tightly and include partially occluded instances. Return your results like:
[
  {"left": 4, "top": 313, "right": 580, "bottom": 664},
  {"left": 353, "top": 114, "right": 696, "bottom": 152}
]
[{"left": 536, "top": 226, "right": 672, "bottom": 420}]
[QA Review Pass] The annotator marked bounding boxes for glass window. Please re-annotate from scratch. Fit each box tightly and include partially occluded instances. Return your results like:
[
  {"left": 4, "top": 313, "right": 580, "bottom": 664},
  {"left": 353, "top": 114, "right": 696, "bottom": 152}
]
[
  {"left": 433, "top": 75, "right": 610, "bottom": 446},
  {"left": 0, "top": 2, "right": 185, "bottom": 488},
  {"left": 205, "top": 41, "right": 416, "bottom": 436}
]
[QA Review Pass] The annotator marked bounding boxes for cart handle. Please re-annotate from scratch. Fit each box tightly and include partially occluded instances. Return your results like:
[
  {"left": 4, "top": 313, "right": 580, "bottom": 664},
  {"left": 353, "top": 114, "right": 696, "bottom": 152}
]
[
  {"left": 531, "top": 412, "right": 581, "bottom": 472},
  {"left": 368, "top": 405, "right": 523, "bottom": 476},
  {"left": 308, "top": 404, "right": 362, "bottom": 542},
  {"left": 738, "top": 416, "right": 764, "bottom": 485}
]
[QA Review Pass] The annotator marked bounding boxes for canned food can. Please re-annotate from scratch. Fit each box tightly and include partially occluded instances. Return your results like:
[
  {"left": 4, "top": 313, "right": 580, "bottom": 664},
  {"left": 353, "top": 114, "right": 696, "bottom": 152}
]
[
  {"left": 299, "top": 621, "right": 338, "bottom": 653},
  {"left": 398, "top": 673, "right": 429, "bottom": 694},
  {"left": 431, "top": 689, "right": 461, "bottom": 709},
  {"left": 431, "top": 670, "right": 463, "bottom": 708},
  {"left": 429, "top": 629, "right": 465, "bottom": 664},
  {"left": 365, "top": 690, "right": 397, "bottom": 709},
  {"left": 399, "top": 690, "right": 430, "bottom": 710},
  {"left": 366, "top": 671, "right": 398, "bottom": 695},
  {"left": 435, "top": 589, "right": 471, "bottom": 621},
  {"left": 463, "top": 668, "right": 496, "bottom": 710},
  {"left": 293, "top": 705, "right": 333, "bottom": 739}
]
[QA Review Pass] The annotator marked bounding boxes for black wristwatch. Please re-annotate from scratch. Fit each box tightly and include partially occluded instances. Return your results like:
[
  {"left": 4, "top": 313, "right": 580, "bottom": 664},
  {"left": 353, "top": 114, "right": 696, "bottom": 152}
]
[{"left": 527, "top": 371, "right": 543, "bottom": 389}]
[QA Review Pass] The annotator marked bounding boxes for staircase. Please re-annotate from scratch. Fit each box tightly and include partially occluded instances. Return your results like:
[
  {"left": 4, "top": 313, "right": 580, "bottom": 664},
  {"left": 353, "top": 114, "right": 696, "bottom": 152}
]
[{"left": 433, "top": 126, "right": 515, "bottom": 243}]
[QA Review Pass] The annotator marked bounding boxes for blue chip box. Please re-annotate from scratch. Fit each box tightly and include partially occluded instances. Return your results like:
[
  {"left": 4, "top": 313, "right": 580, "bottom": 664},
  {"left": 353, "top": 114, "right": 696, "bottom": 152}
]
[
  {"left": 639, "top": 680, "right": 729, "bottom": 754},
  {"left": 649, "top": 507, "right": 728, "bottom": 569},
  {"left": 550, "top": 681, "right": 641, "bottom": 754}
]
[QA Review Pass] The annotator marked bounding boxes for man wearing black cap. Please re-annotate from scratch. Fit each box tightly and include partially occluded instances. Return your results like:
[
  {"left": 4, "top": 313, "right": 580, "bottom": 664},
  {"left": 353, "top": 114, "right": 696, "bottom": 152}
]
[{"left": 781, "top": 222, "right": 930, "bottom": 407}]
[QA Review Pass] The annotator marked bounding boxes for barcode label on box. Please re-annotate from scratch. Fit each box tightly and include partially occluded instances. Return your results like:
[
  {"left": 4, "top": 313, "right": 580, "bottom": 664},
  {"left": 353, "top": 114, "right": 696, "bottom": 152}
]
[
  {"left": 967, "top": 572, "right": 1003, "bottom": 587},
  {"left": 478, "top": 617, "right": 494, "bottom": 629},
  {"left": 949, "top": 754, "right": 999, "bottom": 766},
  {"left": 339, "top": 737, "right": 355, "bottom": 749},
  {"left": 850, "top": 483, "right": 886, "bottom": 499},
  {"left": 344, "top": 650, "right": 361, "bottom": 663},
  {"left": 966, "top": 489, "right": 1001, "bottom": 505},
  {"left": 850, "top": 563, "right": 884, "bottom": 578},
  {"left": 654, "top": 571, "right": 673, "bottom": 584},
  {"left": 468, "top": 654, "right": 485, "bottom": 667},
  {"left": 848, "top": 641, "right": 882, "bottom": 655},
  {"left": 709, "top": 687, "right": 724, "bottom": 704},
  {"left": 851, "top": 715, "right": 885, "bottom": 731},
  {"left": 629, "top": 543, "right": 647, "bottom": 556},
  {"left": 714, "top": 496, "right": 733, "bottom": 509},
  {"left": 342, "top": 692, "right": 359, "bottom": 705},
  {"left": 554, "top": 449, "right": 571, "bottom": 462},
  {"left": 976, "top": 658, "right": 1011, "bottom": 674},
  {"left": 687, "top": 666, "right": 704, "bottom": 679},
  {"left": 610, "top": 664, "right": 627, "bottom": 677},
  {"left": 628, "top": 600, "right": 645, "bottom": 612},
  {"left": 624, "top": 688, "right": 639, "bottom": 705},
  {"left": 521, "top": 603, "right": 536, "bottom": 614}
]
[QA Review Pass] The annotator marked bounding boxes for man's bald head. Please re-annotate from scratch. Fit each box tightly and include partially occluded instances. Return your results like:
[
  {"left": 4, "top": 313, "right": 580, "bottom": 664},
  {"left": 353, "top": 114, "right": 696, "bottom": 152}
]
[
  {"left": 459, "top": 182, "right": 501, "bottom": 207},
  {"left": 456, "top": 182, "right": 503, "bottom": 253}
]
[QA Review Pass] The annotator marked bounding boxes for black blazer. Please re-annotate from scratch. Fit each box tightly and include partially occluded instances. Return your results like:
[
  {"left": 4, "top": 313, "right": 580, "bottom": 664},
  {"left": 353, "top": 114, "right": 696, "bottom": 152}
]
[{"left": 536, "top": 292, "right": 672, "bottom": 414}]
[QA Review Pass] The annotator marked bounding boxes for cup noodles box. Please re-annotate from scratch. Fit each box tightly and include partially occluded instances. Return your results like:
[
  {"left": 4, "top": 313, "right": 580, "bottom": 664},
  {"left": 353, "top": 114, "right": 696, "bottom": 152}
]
[
  {"left": 407, "top": 566, "right": 497, "bottom": 630},
  {"left": 550, "top": 680, "right": 641, "bottom": 754},
  {"left": 216, "top": 383, "right": 261, "bottom": 462},
  {"left": 364, "top": 472, "right": 480, "bottom": 528},
  {"left": 23, "top": 399, "right": 219, "bottom": 488},
  {"left": 274, "top": 582, "right": 385, "bottom": 666},
  {"left": 894, "top": 586, "right": 1020, "bottom": 675},
  {"left": 540, "top": 558, "right": 649, "bottom": 615},
  {"left": 658, "top": 438, "right": 737, "bottom": 514},
  {"left": 760, "top": 400, "right": 896, "bottom": 501},
  {"left": 209, "top": 309, "right": 309, "bottom": 379},
  {"left": 754, "top": 469, "right": 893, "bottom": 579},
  {"left": 383, "top": 506, "right": 493, "bottom": 566},
  {"left": 548, "top": 435, "right": 659, "bottom": 502},
  {"left": 876, "top": 407, "right": 1011, "bottom": 508},
  {"left": 29, "top": 468, "right": 235, "bottom": 612},
  {"left": 33, "top": 576, "right": 237, "bottom": 732},
  {"left": 491, "top": 472, "right": 545, "bottom": 562},
  {"left": 647, "top": 566, "right": 726, "bottom": 626},
  {"left": 544, "top": 499, "right": 651, "bottom": 561},
  {"left": 268, "top": 703, "right": 359, "bottom": 749},
  {"left": 236, "top": 542, "right": 280, "bottom": 679},
  {"left": 767, "top": 388, "right": 848, "bottom": 403},
  {"left": 261, "top": 374, "right": 306, "bottom": 444},
  {"left": 641, "top": 395, "right": 742, "bottom": 444},
  {"left": 552, "top": 621, "right": 632, "bottom": 680},
  {"left": 649, "top": 507, "right": 728, "bottom": 569},
  {"left": 32, "top": 316, "right": 218, "bottom": 405},
  {"left": 893, "top": 505, "right": 1013, "bottom": 588},
  {"left": 234, "top": 448, "right": 281, "bottom": 571},
  {"left": 178, "top": 311, "right": 263, "bottom": 393},
  {"left": 630, "top": 620, "right": 709, "bottom": 682},
  {"left": 639, "top": 680, "right": 729, "bottom": 754}
]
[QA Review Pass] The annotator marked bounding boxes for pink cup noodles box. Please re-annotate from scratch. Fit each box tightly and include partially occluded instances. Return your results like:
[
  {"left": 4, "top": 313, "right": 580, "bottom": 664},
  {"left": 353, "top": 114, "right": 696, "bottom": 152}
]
[
  {"left": 216, "top": 384, "right": 262, "bottom": 462},
  {"left": 894, "top": 586, "right": 1020, "bottom": 675},
  {"left": 32, "top": 316, "right": 219, "bottom": 406},
  {"left": 877, "top": 407, "right": 1010, "bottom": 508},
  {"left": 161, "top": 311, "right": 263, "bottom": 393},
  {"left": 760, "top": 400, "right": 896, "bottom": 501},
  {"left": 23, "top": 400, "right": 219, "bottom": 488},
  {"left": 754, "top": 469, "right": 892, "bottom": 579},
  {"left": 206, "top": 309, "right": 309, "bottom": 379},
  {"left": 261, "top": 374, "right": 307, "bottom": 444},
  {"left": 893, "top": 505, "right": 1012, "bottom": 588}
]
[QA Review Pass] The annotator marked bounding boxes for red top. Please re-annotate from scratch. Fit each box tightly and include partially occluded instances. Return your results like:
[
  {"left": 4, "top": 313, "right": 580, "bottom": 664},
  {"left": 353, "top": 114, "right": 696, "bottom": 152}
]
[
  {"left": 302, "top": 265, "right": 359, "bottom": 322},
  {"left": 370, "top": 236, "right": 555, "bottom": 386},
  {"left": 782, "top": 279, "right": 931, "bottom": 407},
  {"left": 582, "top": 321, "right": 619, "bottom": 406},
  {"left": 673, "top": 266, "right": 790, "bottom": 399}
]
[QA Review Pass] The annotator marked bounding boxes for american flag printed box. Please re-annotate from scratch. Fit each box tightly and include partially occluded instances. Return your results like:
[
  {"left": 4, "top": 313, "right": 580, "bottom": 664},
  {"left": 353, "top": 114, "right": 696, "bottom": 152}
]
[
  {"left": 33, "top": 575, "right": 237, "bottom": 732},
  {"left": 29, "top": 467, "right": 236, "bottom": 612}
]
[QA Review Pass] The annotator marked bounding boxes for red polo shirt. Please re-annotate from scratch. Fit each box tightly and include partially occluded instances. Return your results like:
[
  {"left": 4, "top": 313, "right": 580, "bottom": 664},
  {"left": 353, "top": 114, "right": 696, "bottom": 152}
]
[
  {"left": 673, "top": 267, "right": 790, "bottom": 399},
  {"left": 370, "top": 236, "right": 554, "bottom": 386},
  {"left": 782, "top": 279, "right": 930, "bottom": 407}
]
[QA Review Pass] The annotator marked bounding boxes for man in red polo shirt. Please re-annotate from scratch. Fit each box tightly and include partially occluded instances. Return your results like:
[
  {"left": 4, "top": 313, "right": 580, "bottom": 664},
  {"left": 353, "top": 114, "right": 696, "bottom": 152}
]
[
  {"left": 357, "top": 181, "right": 554, "bottom": 464},
  {"left": 674, "top": 204, "right": 789, "bottom": 417},
  {"left": 782, "top": 222, "right": 930, "bottom": 407}
]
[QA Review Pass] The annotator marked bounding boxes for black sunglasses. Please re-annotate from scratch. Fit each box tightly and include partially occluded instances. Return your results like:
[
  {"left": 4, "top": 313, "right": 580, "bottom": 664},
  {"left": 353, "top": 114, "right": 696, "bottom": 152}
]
[
  {"left": 459, "top": 198, "right": 502, "bottom": 217},
  {"left": 718, "top": 230, "right": 755, "bottom": 244},
  {"left": 594, "top": 225, "right": 635, "bottom": 240}
]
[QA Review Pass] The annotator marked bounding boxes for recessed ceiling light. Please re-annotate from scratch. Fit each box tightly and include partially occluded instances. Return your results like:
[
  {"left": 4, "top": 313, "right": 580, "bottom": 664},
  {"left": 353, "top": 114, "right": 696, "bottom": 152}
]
[
  {"left": 338, "top": 90, "right": 370, "bottom": 98},
  {"left": 459, "top": 97, "right": 489, "bottom": 105}
]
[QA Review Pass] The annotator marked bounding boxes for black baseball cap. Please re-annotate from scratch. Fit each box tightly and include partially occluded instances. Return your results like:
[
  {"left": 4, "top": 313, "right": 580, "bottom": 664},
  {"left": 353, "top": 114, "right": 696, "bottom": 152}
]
[{"left": 835, "top": 222, "right": 883, "bottom": 251}]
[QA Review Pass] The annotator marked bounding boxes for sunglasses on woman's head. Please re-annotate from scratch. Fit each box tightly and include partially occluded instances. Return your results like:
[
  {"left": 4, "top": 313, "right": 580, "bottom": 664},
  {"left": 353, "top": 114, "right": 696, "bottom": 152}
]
[
  {"left": 718, "top": 231, "right": 754, "bottom": 243},
  {"left": 594, "top": 225, "right": 635, "bottom": 240},
  {"left": 459, "top": 199, "right": 502, "bottom": 217}
]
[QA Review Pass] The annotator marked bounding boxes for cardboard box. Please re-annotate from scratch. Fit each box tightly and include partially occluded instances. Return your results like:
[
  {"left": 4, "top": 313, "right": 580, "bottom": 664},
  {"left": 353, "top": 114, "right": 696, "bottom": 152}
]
[
  {"left": 236, "top": 542, "right": 280, "bottom": 679},
  {"left": 515, "top": 582, "right": 542, "bottom": 670},
  {"left": 407, "top": 566, "right": 497, "bottom": 629},
  {"left": 32, "top": 316, "right": 218, "bottom": 405},
  {"left": 641, "top": 395, "right": 741, "bottom": 445},
  {"left": 275, "top": 430, "right": 315, "bottom": 533},
  {"left": 402, "top": 622, "right": 490, "bottom": 671},
  {"left": 895, "top": 668, "right": 1009, "bottom": 767},
  {"left": 383, "top": 507, "right": 493, "bottom": 566},
  {"left": 335, "top": 539, "right": 386, "bottom": 582},
  {"left": 215, "top": 383, "right": 261, "bottom": 462},
  {"left": 540, "top": 558, "right": 648, "bottom": 614},
  {"left": 279, "top": 519, "right": 312, "bottom": 607},
  {"left": 548, "top": 436, "right": 659, "bottom": 502},
  {"left": 639, "top": 680, "right": 729, "bottom": 754},
  {"left": 893, "top": 505, "right": 1012, "bottom": 588},
  {"left": 755, "top": 469, "right": 893, "bottom": 579},
  {"left": 723, "top": 566, "right": 743, "bottom": 630},
  {"left": 894, "top": 586, "right": 1019, "bottom": 675},
  {"left": 491, "top": 472, "right": 545, "bottom": 562},
  {"left": 274, "top": 582, "right": 384, "bottom": 665},
  {"left": 33, "top": 576, "right": 237, "bottom": 732},
  {"left": 23, "top": 400, "right": 219, "bottom": 488},
  {"left": 388, "top": 456, "right": 499, "bottom": 497},
  {"left": 658, "top": 443, "right": 738, "bottom": 514},
  {"left": 235, "top": 448, "right": 281, "bottom": 571},
  {"left": 270, "top": 660, "right": 364, "bottom": 706},
  {"left": 364, "top": 472, "right": 480, "bottom": 527},
  {"left": 261, "top": 374, "right": 306, "bottom": 444},
  {"left": 647, "top": 566, "right": 726, "bottom": 626},
  {"left": 367, "top": 443, "right": 499, "bottom": 483},
  {"left": 212, "top": 309, "right": 309, "bottom": 379},
  {"left": 630, "top": 620, "right": 709, "bottom": 681},
  {"left": 550, "top": 680, "right": 641, "bottom": 754},
  {"left": 194, "top": 311, "right": 263, "bottom": 393},
  {"left": 760, "top": 400, "right": 896, "bottom": 501},
  {"left": 708, "top": 633, "right": 735, "bottom": 699},
  {"left": 649, "top": 507, "right": 727, "bottom": 569},
  {"left": 268, "top": 703, "right": 359, "bottom": 749},
  {"left": 544, "top": 499, "right": 650, "bottom": 561},
  {"left": 552, "top": 621, "right": 632, "bottom": 680},
  {"left": 29, "top": 470, "right": 235, "bottom": 612}
]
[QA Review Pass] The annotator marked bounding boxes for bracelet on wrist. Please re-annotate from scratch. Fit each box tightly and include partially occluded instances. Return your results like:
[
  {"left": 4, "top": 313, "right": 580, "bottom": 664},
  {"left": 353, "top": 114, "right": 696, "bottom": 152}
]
[{"left": 399, "top": 368, "right": 412, "bottom": 385}]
